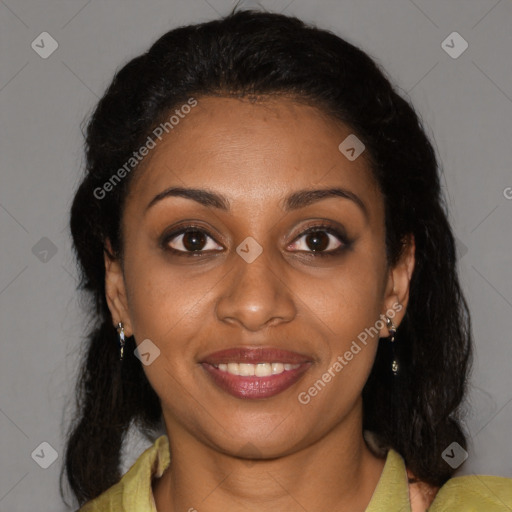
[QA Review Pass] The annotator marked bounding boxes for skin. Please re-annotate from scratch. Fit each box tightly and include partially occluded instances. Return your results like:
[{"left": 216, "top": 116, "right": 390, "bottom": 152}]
[{"left": 104, "top": 96, "right": 416, "bottom": 511}]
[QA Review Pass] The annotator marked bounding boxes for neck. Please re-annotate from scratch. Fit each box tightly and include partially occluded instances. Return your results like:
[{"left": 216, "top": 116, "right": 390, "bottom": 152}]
[{"left": 153, "top": 403, "right": 386, "bottom": 511}]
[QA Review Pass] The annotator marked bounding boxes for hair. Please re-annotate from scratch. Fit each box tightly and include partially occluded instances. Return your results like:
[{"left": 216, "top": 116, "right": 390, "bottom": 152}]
[{"left": 62, "top": 7, "right": 473, "bottom": 508}]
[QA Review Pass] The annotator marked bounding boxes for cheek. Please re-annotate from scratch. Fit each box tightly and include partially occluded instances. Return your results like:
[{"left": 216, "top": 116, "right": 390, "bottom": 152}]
[
  {"left": 122, "top": 253, "right": 211, "bottom": 398},
  {"left": 122, "top": 243, "right": 227, "bottom": 376},
  {"left": 303, "top": 248, "right": 386, "bottom": 389},
  {"left": 296, "top": 274, "right": 383, "bottom": 420},
  {"left": 310, "top": 253, "right": 385, "bottom": 336},
  {"left": 125, "top": 256, "right": 207, "bottom": 340}
]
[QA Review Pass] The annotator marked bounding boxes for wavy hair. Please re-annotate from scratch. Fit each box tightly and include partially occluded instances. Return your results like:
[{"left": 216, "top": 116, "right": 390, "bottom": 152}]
[{"left": 61, "top": 8, "right": 472, "bottom": 507}]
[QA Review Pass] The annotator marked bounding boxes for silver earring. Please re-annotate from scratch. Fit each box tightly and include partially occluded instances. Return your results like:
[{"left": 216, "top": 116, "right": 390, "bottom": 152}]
[
  {"left": 117, "top": 322, "right": 125, "bottom": 361},
  {"left": 385, "top": 316, "right": 398, "bottom": 375}
]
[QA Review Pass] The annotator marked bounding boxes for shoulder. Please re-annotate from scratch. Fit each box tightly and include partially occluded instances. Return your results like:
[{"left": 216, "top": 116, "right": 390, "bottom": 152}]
[
  {"left": 77, "top": 484, "right": 124, "bottom": 511},
  {"left": 77, "top": 435, "right": 170, "bottom": 512},
  {"left": 429, "top": 474, "right": 512, "bottom": 511}
]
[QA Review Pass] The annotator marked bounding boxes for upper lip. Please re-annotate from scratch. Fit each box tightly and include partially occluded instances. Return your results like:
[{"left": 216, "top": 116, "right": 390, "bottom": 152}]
[{"left": 200, "top": 347, "right": 313, "bottom": 365}]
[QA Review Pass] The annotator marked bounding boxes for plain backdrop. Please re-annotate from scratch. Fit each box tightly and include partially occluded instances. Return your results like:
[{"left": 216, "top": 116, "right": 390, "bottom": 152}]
[{"left": 1, "top": 1, "right": 511, "bottom": 510}]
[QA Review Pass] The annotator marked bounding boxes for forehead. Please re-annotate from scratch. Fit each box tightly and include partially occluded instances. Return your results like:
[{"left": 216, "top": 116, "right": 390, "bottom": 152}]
[{"left": 127, "top": 95, "right": 380, "bottom": 214}]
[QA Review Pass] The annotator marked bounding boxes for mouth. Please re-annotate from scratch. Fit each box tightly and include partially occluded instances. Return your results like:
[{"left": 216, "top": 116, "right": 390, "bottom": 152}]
[{"left": 199, "top": 347, "right": 313, "bottom": 399}]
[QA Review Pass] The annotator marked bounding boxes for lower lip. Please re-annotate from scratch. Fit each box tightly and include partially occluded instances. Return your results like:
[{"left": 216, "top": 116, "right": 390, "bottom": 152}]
[{"left": 201, "top": 363, "right": 312, "bottom": 399}]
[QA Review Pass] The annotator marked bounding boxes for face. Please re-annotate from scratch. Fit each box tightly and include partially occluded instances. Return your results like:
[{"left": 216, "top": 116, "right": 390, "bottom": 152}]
[{"left": 105, "top": 95, "right": 414, "bottom": 458}]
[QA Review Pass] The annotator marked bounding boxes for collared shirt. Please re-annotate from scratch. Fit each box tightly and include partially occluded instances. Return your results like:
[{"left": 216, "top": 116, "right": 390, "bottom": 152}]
[{"left": 78, "top": 435, "right": 512, "bottom": 511}]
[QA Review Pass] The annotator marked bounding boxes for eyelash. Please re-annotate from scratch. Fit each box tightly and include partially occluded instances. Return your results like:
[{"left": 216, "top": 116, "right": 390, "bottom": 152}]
[{"left": 160, "top": 222, "right": 352, "bottom": 258}]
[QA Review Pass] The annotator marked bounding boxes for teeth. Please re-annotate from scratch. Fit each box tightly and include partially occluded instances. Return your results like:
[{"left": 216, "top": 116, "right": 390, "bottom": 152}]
[{"left": 215, "top": 362, "right": 300, "bottom": 376}]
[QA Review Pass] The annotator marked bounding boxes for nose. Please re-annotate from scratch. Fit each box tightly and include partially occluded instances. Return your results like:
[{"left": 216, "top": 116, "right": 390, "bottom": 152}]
[{"left": 215, "top": 249, "right": 296, "bottom": 332}]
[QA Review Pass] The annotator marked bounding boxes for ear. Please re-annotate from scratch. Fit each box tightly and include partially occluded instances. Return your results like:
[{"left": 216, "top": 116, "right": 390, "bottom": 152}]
[
  {"left": 379, "top": 234, "right": 415, "bottom": 337},
  {"left": 104, "top": 238, "right": 133, "bottom": 337}
]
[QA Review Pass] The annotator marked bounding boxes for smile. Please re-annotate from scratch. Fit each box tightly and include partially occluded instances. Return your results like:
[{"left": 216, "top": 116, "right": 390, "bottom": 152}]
[
  {"left": 213, "top": 362, "right": 300, "bottom": 376},
  {"left": 201, "top": 361, "right": 312, "bottom": 399}
]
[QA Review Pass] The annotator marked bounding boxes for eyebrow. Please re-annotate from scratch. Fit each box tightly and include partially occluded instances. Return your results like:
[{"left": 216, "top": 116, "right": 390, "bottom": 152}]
[{"left": 145, "top": 186, "right": 368, "bottom": 218}]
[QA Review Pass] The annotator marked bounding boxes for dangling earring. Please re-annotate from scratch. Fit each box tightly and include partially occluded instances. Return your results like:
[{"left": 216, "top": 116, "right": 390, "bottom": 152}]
[
  {"left": 384, "top": 316, "right": 399, "bottom": 376},
  {"left": 117, "top": 322, "right": 125, "bottom": 361}
]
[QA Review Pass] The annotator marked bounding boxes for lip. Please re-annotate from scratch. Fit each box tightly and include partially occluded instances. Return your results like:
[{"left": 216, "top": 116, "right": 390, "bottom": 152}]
[
  {"left": 201, "top": 361, "right": 312, "bottom": 399},
  {"left": 200, "top": 347, "right": 312, "bottom": 365},
  {"left": 199, "top": 347, "right": 314, "bottom": 399}
]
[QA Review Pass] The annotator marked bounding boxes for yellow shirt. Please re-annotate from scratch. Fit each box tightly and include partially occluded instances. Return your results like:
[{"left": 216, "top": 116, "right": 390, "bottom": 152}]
[{"left": 78, "top": 435, "right": 512, "bottom": 511}]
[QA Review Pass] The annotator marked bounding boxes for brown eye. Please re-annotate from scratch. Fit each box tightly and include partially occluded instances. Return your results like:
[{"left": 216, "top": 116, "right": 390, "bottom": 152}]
[
  {"left": 181, "top": 230, "right": 207, "bottom": 251},
  {"left": 164, "top": 227, "right": 223, "bottom": 254},
  {"left": 289, "top": 227, "right": 347, "bottom": 255},
  {"left": 303, "top": 231, "right": 331, "bottom": 252}
]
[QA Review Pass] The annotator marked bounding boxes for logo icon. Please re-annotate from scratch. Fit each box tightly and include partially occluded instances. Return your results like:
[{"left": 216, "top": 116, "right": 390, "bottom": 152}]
[
  {"left": 441, "top": 32, "right": 468, "bottom": 59},
  {"left": 236, "top": 237, "right": 263, "bottom": 263},
  {"left": 455, "top": 237, "right": 468, "bottom": 260},
  {"left": 236, "top": 442, "right": 263, "bottom": 468},
  {"left": 31, "top": 441, "right": 58, "bottom": 469},
  {"left": 31, "top": 32, "right": 59, "bottom": 59},
  {"left": 441, "top": 442, "right": 468, "bottom": 469},
  {"left": 134, "top": 338, "right": 161, "bottom": 366},
  {"left": 31, "top": 237, "right": 58, "bottom": 263},
  {"left": 338, "top": 134, "right": 365, "bottom": 161}
]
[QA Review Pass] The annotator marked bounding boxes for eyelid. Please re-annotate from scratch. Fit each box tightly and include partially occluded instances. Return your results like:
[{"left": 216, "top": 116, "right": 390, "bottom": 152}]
[
  {"left": 160, "top": 223, "right": 224, "bottom": 255},
  {"left": 289, "top": 221, "right": 350, "bottom": 244},
  {"left": 161, "top": 220, "right": 351, "bottom": 256},
  {"left": 286, "top": 222, "right": 351, "bottom": 256}
]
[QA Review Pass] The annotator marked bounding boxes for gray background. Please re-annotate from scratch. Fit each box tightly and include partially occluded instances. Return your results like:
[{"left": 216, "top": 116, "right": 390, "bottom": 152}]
[{"left": 1, "top": 0, "right": 511, "bottom": 510}]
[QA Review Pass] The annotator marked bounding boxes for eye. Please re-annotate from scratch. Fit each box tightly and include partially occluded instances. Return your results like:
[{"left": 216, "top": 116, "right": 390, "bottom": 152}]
[
  {"left": 288, "top": 224, "right": 350, "bottom": 256},
  {"left": 163, "top": 226, "right": 223, "bottom": 255},
  {"left": 161, "top": 222, "right": 352, "bottom": 258}
]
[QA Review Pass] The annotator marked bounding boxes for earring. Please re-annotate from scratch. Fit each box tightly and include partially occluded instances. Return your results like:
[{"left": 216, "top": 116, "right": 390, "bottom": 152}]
[
  {"left": 384, "top": 316, "right": 399, "bottom": 376},
  {"left": 117, "top": 322, "right": 125, "bottom": 361}
]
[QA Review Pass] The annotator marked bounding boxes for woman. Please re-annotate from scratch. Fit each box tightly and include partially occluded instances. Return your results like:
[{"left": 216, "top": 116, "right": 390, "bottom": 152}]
[{"left": 62, "top": 8, "right": 512, "bottom": 511}]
